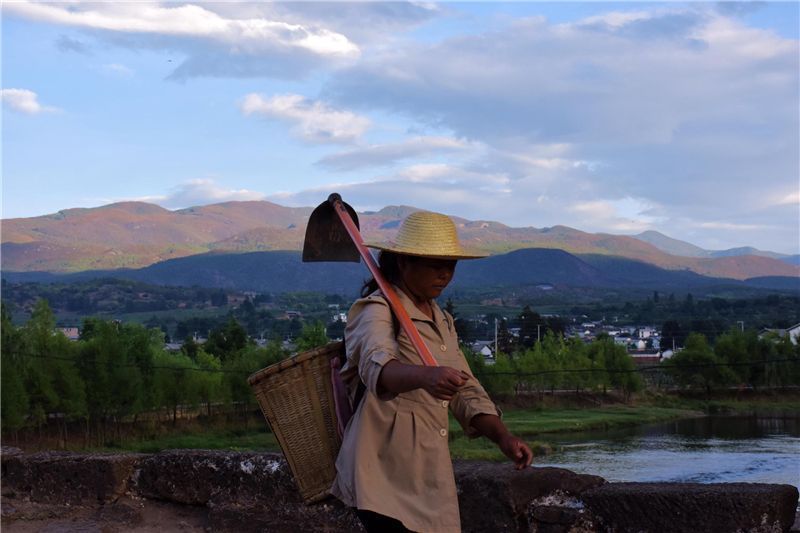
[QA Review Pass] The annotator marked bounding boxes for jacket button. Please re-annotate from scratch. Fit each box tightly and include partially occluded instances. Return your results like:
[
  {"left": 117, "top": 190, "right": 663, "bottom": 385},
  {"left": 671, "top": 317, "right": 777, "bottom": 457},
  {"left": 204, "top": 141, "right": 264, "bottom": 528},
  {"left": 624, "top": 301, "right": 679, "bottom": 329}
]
[
  {"left": 442, "top": 400, "right": 449, "bottom": 408},
  {"left": 440, "top": 345, "right": 447, "bottom": 352},
  {"left": 439, "top": 428, "right": 447, "bottom": 437}
]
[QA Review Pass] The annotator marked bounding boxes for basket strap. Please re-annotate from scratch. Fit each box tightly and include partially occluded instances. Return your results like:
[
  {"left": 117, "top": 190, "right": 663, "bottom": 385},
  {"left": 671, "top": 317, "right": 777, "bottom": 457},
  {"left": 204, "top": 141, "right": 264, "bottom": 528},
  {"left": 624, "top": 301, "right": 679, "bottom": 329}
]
[{"left": 337, "top": 299, "right": 399, "bottom": 431}]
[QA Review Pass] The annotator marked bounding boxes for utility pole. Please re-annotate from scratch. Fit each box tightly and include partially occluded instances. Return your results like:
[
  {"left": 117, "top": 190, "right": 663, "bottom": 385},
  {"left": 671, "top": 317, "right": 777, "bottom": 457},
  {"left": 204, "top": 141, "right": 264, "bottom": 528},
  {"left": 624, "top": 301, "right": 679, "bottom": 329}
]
[
  {"left": 737, "top": 321, "right": 744, "bottom": 332},
  {"left": 494, "top": 318, "right": 498, "bottom": 356},
  {"left": 537, "top": 324, "right": 541, "bottom": 343}
]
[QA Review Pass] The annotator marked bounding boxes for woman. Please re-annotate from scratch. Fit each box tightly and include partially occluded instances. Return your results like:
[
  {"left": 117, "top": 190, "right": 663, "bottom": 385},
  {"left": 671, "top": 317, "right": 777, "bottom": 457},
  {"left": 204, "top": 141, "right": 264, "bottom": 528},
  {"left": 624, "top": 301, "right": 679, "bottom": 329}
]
[{"left": 330, "top": 211, "right": 533, "bottom": 533}]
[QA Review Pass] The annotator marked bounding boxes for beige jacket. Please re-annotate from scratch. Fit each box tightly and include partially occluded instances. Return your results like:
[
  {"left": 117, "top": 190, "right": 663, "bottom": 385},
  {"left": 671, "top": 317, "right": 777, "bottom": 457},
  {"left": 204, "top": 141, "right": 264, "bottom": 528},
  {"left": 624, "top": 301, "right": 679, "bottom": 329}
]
[{"left": 330, "top": 288, "right": 499, "bottom": 532}]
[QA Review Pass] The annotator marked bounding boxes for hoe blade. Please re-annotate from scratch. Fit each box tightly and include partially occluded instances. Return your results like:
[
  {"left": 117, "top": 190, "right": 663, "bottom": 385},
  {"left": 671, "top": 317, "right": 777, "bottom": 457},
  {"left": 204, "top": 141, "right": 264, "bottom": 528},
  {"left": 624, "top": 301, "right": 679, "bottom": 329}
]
[{"left": 303, "top": 195, "right": 361, "bottom": 262}]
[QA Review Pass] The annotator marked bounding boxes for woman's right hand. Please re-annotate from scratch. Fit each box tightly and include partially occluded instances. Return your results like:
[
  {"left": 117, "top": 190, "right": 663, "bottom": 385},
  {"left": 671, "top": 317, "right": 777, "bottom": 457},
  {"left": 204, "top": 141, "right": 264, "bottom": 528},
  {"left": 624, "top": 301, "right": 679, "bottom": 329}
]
[{"left": 421, "top": 366, "right": 470, "bottom": 400}]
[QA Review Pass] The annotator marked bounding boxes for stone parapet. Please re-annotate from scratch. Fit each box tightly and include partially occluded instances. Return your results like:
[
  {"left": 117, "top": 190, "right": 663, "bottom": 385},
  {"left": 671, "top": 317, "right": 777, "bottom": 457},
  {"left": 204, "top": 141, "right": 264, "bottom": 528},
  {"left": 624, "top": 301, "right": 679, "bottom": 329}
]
[{"left": 1, "top": 448, "right": 797, "bottom": 532}]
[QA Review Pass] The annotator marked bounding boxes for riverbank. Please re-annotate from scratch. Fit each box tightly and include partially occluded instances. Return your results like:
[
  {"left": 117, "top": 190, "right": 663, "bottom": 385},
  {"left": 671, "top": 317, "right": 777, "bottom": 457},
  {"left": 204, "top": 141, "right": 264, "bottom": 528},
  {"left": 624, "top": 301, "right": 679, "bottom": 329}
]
[
  {"left": 85, "top": 405, "right": 702, "bottom": 461},
  {"left": 639, "top": 389, "right": 800, "bottom": 416},
  {"left": 8, "top": 391, "right": 798, "bottom": 460}
]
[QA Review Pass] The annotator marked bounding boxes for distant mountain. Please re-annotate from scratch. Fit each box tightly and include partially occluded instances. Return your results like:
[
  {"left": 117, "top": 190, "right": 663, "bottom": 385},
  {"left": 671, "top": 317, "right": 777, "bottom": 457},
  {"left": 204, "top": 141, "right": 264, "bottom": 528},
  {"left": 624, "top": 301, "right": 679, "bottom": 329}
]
[
  {"left": 3, "top": 201, "right": 798, "bottom": 281},
  {"left": 6, "top": 248, "right": 796, "bottom": 297},
  {"left": 632, "top": 231, "right": 791, "bottom": 261},
  {"left": 632, "top": 230, "right": 708, "bottom": 258}
]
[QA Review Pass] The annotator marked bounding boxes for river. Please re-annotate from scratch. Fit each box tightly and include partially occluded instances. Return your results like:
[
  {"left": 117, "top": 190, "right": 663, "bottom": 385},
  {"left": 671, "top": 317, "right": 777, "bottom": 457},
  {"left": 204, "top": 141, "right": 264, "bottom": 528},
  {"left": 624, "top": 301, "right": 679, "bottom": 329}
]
[{"left": 535, "top": 415, "right": 800, "bottom": 489}]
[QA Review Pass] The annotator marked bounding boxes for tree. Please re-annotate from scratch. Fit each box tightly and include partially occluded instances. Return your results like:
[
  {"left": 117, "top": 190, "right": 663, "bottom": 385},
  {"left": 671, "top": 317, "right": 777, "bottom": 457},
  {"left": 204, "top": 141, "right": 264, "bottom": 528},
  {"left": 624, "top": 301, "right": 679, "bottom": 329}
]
[
  {"left": 665, "top": 333, "right": 737, "bottom": 394},
  {"left": 514, "top": 343, "right": 553, "bottom": 397},
  {"left": 1, "top": 304, "right": 29, "bottom": 435},
  {"left": 21, "top": 300, "right": 60, "bottom": 435},
  {"left": 713, "top": 328, "right": 757, "bottom": 385},
  {"left": 518, "top": 305, "right": 543, "bottom": 348},
  {"left": 296, "top": 321, "right": 329, "bottom": 352},
  {"left": 76, "top": 320, "right": 160, "bottom": 443},
  {"left": 182, "top": 336, "right": 200, "bottom": 361},
  {"left": 602, "top": 342, "right": 642, "bottom": 401},
  {"left": 205, "top": 317, "right": 250, "bottom": 361},
  {"left": 154, "top": 351, "right": 198, "bottom": 425},
  {"left": 590, "top": 337, "right": 641, "bottom": 401},
  {"left": 660, "top": 320, "right": 685, "bottom": 351},
  {"left": 481, "top": 354, "right": 516, "bottom": 396},
  {"left": 194, "top": 348, "right": 224, "bottom": 418}
]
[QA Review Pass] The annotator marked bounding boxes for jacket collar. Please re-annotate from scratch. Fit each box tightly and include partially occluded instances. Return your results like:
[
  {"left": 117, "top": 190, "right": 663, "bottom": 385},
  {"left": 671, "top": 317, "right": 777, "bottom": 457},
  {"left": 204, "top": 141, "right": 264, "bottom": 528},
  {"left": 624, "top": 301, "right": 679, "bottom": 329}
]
[{"left": 386, "top": 284, "right": 442, "bottom": 324}]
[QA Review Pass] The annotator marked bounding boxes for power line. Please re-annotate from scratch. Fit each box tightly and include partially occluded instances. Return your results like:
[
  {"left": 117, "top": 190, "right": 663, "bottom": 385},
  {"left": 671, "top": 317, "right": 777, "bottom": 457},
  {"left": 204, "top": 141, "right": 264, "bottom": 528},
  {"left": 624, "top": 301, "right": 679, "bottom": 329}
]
[{"left": 7, "top": 351, "right": 799, "bottom": 378}]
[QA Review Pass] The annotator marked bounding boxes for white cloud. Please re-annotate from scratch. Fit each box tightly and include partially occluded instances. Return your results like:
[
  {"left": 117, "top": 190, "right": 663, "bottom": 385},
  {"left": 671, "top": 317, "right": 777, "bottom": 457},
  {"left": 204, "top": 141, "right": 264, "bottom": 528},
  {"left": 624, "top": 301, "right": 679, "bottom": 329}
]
[
  {"left": 774, "top": 190, "right": 800, "bottom": 207},
  {"left": 569, "top": 198, "right": 658, "bottom": 233},
  {"left": 6, "top": 1, "right": 359, "bottom": 80},
  {"left": 6, "top": 2, "right": 359, "bottom": 58},
  {"left": 321, "top": 5, "right": 798, "bottom": 252},
  {"left": 696, "top": 221, "right": 770, "bottom": 231},
  {"left": 134, "top": 179, "right": 266, "bottom": 209},
  {"left": 240, "top": 93, "right": 370, "bottom": 144},
  {"left": 1, "top": 88, "right": 58, "bottom": 114},
  {"left": 318, "top": 136, "right": 470, "bottom": 170}
]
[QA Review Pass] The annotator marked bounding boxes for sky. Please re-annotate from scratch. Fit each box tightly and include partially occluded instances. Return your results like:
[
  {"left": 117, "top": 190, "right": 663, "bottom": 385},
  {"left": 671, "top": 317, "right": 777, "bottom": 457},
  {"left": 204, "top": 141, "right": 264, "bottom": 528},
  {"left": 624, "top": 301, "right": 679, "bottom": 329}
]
[{"left": 2, "top": 1, "right": 799, "bottom": 254}]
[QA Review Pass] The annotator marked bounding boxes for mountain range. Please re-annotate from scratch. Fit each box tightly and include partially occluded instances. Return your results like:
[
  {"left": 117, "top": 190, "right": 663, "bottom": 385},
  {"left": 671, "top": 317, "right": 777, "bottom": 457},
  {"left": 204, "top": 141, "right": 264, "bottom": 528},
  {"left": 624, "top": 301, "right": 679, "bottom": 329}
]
[{"left": 2, "top": 201, "right": 798, "bottom": 291}]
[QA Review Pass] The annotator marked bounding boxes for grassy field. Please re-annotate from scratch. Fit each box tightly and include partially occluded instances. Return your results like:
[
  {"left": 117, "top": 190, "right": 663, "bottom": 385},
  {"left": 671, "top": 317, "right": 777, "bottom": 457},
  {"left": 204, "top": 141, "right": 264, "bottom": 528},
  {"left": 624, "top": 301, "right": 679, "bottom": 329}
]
[
  {"left": 52, "top": 391, "right": 800, "bottom": 462},
  {"left": 96, "top": 404, "right": 702, "bottom": 461},
  {"left": 639, "top": 391, "right": 800, "bottom": 414},
  {"left": 97, "top": 427, "right": 280, "bottom": 454}
]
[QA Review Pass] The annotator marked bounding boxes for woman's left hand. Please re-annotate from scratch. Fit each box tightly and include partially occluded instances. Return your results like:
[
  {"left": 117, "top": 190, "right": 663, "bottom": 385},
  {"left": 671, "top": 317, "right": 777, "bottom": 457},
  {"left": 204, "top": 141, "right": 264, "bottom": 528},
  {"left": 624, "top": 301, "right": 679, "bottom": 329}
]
[{"left": 498, "top": 434, "right": 533, "bottom": 470}]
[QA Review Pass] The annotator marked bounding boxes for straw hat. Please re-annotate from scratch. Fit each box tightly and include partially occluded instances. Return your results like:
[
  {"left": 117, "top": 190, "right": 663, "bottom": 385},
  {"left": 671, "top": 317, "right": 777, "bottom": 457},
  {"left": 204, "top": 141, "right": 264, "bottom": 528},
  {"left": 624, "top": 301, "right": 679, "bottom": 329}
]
[{"left": 366, "top": 211, "right": 487, "bottom": 260}]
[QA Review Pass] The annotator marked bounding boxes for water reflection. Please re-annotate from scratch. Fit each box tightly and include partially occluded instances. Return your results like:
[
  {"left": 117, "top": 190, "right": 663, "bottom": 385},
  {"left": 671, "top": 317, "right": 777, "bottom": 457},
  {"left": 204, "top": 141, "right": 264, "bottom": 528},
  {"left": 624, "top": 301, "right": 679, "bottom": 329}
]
[{"left": 536, "top": 416, "right": 800, "bottom": 489}]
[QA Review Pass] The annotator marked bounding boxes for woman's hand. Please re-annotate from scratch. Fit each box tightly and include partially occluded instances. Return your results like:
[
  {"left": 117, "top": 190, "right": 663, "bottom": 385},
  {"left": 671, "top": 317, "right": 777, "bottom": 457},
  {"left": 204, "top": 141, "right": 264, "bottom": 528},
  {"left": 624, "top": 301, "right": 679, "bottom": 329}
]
[
  {"left": 498, "top": 434, "right": 534, "bottom": 470},
  {"left": 422, "top": 366, "right": 470, "bottom": 400},
  {"left": 378, "top": 361, "right": 469, "bottom": 399},
  {"left": 471, "top": 414, "right": 534, "bottom": 470}
]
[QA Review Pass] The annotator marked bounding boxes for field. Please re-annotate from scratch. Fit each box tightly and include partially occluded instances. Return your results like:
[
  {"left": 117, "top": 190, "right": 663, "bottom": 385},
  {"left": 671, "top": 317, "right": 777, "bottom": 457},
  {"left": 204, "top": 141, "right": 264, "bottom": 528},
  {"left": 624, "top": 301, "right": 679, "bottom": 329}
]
[{"left": 90, "top": 404, "right": 702, "bottom": 460}]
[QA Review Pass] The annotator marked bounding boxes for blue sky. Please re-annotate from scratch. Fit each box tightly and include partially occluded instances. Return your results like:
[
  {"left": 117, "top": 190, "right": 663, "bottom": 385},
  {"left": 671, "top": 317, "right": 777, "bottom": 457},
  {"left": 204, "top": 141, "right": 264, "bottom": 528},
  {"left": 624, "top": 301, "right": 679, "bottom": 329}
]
[{"left": 2, "top": 1, "right": 798, "bottom": 254}]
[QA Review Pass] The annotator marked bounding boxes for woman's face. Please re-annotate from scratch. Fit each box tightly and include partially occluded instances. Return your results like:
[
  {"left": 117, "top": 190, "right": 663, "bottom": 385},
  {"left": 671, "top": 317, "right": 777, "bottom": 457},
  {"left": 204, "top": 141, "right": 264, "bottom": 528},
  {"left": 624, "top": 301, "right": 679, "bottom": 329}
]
[{"left": 397, "top": 255, "right": 458, "bottom": 301}]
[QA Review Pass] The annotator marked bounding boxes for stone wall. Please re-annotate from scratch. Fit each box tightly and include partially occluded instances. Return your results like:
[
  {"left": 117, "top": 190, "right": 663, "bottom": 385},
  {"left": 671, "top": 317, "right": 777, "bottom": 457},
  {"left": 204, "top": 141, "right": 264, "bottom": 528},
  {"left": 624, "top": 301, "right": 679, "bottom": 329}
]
[{"left": 1, "top": 447, "right": 797, "bottom": 533}]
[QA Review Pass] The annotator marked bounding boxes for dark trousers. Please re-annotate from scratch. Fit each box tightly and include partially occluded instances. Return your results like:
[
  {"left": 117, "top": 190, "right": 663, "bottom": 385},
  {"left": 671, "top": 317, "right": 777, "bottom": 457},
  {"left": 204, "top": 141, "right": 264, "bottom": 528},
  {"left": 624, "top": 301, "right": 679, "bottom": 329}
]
[{"left": 356, "top": 509, "right": 415, "bottom": 533}]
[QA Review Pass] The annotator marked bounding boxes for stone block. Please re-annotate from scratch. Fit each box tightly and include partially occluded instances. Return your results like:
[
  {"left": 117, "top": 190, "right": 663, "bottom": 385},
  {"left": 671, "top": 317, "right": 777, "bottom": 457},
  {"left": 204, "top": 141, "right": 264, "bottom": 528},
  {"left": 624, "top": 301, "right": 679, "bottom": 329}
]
[
  {"left": 134, "top": 450, "right": 298, "bottom": 506},
  {"left": 454, "top": 462, "right": 605, "bottom": 533},
  {"left": 2, "top": 451, "right": 141, "bottom": 505},
  {"left": 583, "top": 482, "right": 799, "bottom": 533}
]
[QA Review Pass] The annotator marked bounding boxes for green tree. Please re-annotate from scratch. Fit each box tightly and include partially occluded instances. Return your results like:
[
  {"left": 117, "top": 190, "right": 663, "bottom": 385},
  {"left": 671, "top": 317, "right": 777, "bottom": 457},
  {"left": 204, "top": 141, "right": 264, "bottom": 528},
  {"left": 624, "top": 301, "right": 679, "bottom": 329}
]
[
  {"left": 481, "top": 353, "right": 516, "bottom": 396},
  {"left": 154, "top": 351, "right": 198, "bottom": 425},
  {"left": 205, "top": 317, "right": 250, "bottom": 361},
  {"left": 594, "top": 337, "right": 641, "bottom": 401},
  {"left": 194, "top": 348, "right": 224, "bottom": 418},
  {"left": 514, "top": 342, "right": 553, "bottom": 397},
  {"left": 295, "top": 320, "right": 329, "bottom": 352},
  {"left": 223, "top": 345, "right": 276, "bottom": 420},
  {"left": 21, "top": 300, "right": 60, "bottom": 435},
  {"left": 76, "top": 320, "right": 160, "bottom": 443},
  {"left": 665, "top": 333, "right": 737, "bottom": 394},
  {"left": 714, "top": 328, "right": 758, "bottom": 385},
  {"left": 1, "top": 304, "right": 29, "bottom": 434}
]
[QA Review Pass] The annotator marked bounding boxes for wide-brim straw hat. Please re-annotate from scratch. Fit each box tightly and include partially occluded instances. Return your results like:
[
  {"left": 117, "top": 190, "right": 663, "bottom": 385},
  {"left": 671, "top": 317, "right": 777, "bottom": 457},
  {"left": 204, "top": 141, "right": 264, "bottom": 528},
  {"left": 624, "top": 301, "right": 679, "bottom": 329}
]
[{"left": 366, "top": 211, "right": 487, "bottom": 260}]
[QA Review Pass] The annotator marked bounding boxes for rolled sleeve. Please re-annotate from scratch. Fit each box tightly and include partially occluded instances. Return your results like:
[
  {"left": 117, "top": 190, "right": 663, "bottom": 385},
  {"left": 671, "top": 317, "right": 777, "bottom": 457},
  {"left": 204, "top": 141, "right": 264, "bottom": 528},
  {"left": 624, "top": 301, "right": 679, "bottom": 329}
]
[
  {"left": 450, "top": 364, "right": 501, "bottom": 438},
  {"left": 345, "top": 296, "right": 399, "bottom": 401}
]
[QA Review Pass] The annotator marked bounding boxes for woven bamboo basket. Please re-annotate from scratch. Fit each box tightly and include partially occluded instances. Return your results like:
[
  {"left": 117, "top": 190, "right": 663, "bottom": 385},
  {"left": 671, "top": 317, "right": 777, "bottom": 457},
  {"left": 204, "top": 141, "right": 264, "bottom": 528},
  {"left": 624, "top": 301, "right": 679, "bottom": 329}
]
[{"left": 248, "top": 341, "right": 344, "bottom": 503}]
